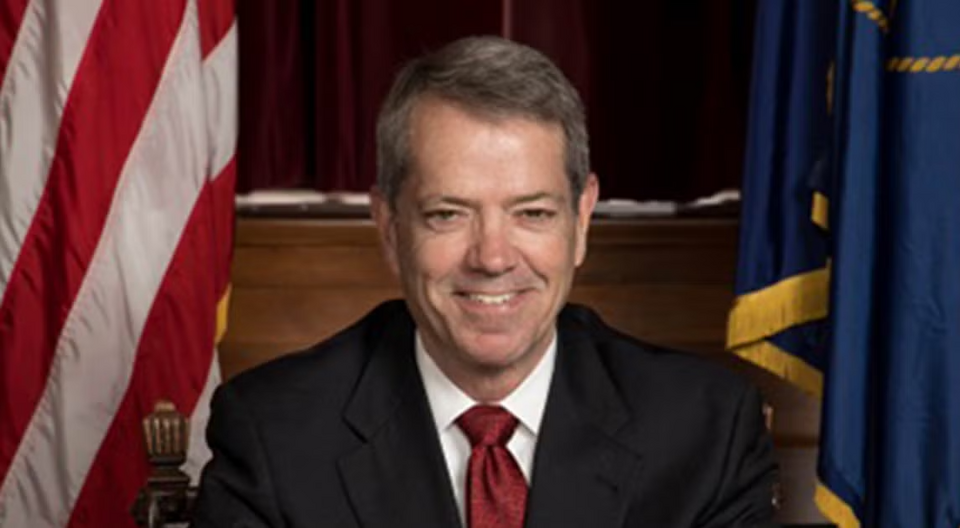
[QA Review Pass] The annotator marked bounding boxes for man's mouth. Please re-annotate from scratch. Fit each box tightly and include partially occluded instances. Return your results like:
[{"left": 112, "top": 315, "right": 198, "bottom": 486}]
[{"left": 462, "top": 292, "right": 517, "bottom": 305}]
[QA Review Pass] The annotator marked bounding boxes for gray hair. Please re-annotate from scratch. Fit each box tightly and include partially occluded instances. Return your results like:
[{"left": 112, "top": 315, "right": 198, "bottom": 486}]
[{"left": 376, "top": 36, "right": 590, "bottom": 209}]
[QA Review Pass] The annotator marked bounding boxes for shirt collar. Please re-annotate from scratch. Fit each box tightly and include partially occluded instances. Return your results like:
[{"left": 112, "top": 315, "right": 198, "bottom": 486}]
[{"left": 415, "top": 331, "right": 557, "bottom": 436}]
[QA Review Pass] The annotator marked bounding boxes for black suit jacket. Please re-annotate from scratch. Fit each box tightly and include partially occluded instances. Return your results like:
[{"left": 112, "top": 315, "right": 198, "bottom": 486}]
[{"left": 193, "top": 300, "right": 778, "bottom": 527}]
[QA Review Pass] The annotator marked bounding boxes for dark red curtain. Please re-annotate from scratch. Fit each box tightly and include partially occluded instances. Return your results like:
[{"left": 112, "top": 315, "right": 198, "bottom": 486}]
[{"left": 237, "top": 0, "right": 756, "bottom": 201}]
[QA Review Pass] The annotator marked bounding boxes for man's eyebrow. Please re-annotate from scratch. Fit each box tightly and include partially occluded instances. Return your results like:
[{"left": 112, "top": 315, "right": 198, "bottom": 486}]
[
  {"left": 509, "top": 192, "right": 563, "bottom": 206},
  {"left": 417, "top": 192, "right": 563, "bottom": 209},
  {"left": 418, "top": 195, "right": 476, "bottom": 208}
]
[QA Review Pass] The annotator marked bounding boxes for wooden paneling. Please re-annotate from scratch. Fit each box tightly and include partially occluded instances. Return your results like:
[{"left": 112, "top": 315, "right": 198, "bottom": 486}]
[
  {"left": 222, "top": 217, "right": 820, "bottom": 439},
  {"left": 224, "top": 218, "right": 741, "bottom": 364},
  {"left": 225, "top": 220, "right": 811, "bottom": 402},
  {"left": 220, "top": 216, "right": 826, "bottom": 524}
]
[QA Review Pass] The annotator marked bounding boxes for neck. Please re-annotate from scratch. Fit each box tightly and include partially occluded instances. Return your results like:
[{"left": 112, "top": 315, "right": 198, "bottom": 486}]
[
  {"left": 424, "top": 343, "right": 550, "bottom": 403},
  {"left": 448, "top": 368, "right": 529, "bottom": 403}
]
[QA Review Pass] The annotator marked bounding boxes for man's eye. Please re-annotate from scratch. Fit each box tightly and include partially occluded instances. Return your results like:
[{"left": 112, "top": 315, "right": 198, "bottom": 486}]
[
  {"left": 425, "top": 209, "right": 460, "bottom": 221},
  {"left": 518, "top": 208, "right": 557, "bottom": 221},
  {"left": 423, "top": 209, "right": 467, "bottom": 230}
]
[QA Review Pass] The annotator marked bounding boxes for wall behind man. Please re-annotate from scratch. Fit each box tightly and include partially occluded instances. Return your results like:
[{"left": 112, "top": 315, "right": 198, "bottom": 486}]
[{"left": 235, "top": 0, "right": 756, "bottom": 201}]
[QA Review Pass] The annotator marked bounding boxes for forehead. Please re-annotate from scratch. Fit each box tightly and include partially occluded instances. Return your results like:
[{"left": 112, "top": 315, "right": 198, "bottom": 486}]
[{"left": 405, "top": 98, "right": 567, "bottom": 198}]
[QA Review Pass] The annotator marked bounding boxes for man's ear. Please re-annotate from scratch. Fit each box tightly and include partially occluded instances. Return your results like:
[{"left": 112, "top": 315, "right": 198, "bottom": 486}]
[
  {"left": 574, "top": 173, "right": 599, "bottom": 267},
  {"left": 370, "top": 186, "right": 401, "bottom": 276}
]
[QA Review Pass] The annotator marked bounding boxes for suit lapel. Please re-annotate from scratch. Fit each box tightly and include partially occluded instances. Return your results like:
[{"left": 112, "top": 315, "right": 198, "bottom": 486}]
[
  {"left": 336, "top": 308, "right": 461, "bottom": 528},
  {"left": 525, "top": 308, "right": 643, "bottom": 528}
]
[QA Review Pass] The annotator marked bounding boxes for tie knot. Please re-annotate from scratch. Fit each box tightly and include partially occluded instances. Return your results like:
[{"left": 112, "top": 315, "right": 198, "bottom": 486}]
[{"left": 456, "top": 405, "right": 518, "bottom": 447}]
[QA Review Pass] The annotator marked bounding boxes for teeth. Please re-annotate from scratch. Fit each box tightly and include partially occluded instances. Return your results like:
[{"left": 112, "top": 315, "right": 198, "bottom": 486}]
[{"left": 466, "top": 293, "right": 515, "bottom": 305}]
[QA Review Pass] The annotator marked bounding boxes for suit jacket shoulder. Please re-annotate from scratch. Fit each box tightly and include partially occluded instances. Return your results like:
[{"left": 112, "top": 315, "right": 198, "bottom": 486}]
[
  {"left": 193, "top": 300, "right": 449, "bottom": 528},
  {"left": 560, "top": 303, "right": 758, "bottom": 425},
  {"left": 226, "top": 299, "right": 411, "bottom": 403},
  {"left": 536, "top": 304, "right": 779, "bottom": 528}
]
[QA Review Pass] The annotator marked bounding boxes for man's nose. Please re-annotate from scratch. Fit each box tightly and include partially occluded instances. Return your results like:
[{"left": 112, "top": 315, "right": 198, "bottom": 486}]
[{"left": 467, "top": 216, "right": 518, "bottom": 275}]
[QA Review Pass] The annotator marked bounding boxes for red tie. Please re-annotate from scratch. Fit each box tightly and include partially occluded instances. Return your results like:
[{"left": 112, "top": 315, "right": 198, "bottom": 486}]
[{"left": 457, "top": 405, "right": 528, "bottom": 528}]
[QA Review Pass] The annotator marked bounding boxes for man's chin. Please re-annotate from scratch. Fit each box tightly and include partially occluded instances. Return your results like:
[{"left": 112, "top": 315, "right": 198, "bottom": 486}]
[{"left": 454, "top": 332, "right": 538, "bottom": 368}]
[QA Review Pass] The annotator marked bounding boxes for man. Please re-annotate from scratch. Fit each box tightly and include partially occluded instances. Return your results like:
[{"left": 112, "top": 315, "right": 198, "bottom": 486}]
[{"left": 193, "top": 36, "right": 778, "bottom": 527}]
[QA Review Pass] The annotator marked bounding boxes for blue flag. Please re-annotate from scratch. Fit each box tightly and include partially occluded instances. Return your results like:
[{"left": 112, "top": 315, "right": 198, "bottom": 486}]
[
  {"left": 728, "top": 0, "right": 834, "bottom": 397},
  {"left": 731, "top": 1, "right": 960, "bottom": 526}
]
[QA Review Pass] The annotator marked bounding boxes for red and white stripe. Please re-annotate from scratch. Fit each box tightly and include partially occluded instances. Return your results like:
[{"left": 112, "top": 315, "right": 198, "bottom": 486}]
[{"left": 0, "top": 0, "right": 236, "bottom": 526}]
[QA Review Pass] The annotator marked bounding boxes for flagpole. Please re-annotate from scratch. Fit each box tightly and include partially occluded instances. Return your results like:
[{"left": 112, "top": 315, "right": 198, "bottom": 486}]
[{"left": 501, "top": 0, "right": 513, "bottom": 39}]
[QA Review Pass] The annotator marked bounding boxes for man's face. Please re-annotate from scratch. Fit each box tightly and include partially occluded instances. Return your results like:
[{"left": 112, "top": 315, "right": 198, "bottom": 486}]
[{"left": 373, "top": 98, "right": 598, "bottom": 392}]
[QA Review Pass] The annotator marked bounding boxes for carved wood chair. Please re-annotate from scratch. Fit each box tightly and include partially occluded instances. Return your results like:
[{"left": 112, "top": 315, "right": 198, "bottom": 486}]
[{"left": 131, "top": 401, "right": 197, "bottom": 528}]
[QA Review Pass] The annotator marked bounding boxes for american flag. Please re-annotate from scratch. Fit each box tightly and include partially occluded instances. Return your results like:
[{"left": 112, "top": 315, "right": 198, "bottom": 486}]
[{"left": 0, "top": 1, "right": 236, "bottom": 526}]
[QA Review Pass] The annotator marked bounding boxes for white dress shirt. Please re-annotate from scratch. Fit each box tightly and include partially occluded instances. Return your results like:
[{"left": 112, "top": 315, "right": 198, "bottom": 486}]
[{"left": 415, "top": 331, "right": 557, "bottom": 526}]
